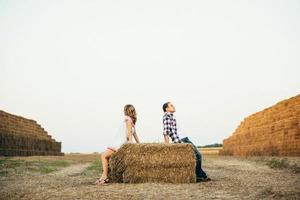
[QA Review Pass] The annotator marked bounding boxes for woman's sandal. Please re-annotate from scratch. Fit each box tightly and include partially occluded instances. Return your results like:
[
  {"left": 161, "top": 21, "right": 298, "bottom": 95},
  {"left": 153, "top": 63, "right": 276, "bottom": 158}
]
[{"left": 94, "top": 178, "right": 109, "bottom": 185}]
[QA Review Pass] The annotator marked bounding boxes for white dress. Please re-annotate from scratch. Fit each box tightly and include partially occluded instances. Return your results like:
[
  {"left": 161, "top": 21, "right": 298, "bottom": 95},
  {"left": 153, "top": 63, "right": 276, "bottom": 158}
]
[{"left": 108, "top": 116, "right": 135, "bottom": 151}]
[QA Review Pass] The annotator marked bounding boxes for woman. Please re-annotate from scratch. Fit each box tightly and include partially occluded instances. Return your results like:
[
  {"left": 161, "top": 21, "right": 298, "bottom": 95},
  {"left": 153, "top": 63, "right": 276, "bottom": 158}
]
[{"left": 95, "top": 104, "right": 140, "bottom": 185}]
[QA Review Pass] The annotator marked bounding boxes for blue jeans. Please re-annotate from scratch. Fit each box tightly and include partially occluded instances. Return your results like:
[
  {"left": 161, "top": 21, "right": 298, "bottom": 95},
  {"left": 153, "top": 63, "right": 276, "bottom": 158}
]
[{"left": 181, "top": 137, "right": 207, "bottom": 179}]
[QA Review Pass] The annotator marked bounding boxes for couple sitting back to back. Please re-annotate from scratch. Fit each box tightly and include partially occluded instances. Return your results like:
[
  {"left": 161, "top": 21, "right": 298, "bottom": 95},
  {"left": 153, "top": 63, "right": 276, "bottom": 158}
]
[{"left": 95, "top": 102, "right": 210, "bottom": 185}]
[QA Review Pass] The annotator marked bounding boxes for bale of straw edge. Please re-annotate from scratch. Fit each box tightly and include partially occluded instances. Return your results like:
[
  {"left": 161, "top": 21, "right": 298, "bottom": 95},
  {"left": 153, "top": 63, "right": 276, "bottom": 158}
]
[{"left": 108, "top": 143, "right": 196, "bottom": 183}]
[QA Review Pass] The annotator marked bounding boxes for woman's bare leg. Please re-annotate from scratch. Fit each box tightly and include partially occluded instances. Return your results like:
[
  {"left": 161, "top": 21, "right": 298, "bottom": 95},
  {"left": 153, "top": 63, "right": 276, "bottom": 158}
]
[{"left": 100, "top": 149, "right": 115, "bottom": 180}]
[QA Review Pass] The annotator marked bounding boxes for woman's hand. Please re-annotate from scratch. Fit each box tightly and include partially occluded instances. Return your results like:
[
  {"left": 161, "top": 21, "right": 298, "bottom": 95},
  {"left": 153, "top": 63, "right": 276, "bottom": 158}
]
[{"left": 133, "top": 131, "right": 140, "bottom": 143}]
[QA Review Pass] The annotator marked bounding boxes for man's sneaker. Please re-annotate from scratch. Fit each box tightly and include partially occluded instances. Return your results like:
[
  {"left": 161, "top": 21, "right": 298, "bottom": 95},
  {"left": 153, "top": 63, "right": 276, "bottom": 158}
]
[{"left": 196, "top": 177, "right": 211, "bottom": 182}]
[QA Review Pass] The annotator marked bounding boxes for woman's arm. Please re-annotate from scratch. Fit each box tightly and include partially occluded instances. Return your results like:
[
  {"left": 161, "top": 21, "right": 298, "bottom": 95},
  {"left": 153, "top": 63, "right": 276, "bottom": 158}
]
[
  {"left": 133, "top": 131, "right": 140, "bottom": 143},
  {"left": 126, "top": 121, "right": 133, "bottom": 142}
]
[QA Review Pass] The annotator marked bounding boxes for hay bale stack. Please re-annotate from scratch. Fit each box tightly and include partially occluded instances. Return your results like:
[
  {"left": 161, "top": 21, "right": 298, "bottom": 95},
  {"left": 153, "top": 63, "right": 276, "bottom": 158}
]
[
  {"left": 220, "top": 94, "right": 300, "bottom": 156},
  {"left": 0, "top": 110, "right": 63, "bottom": 156},
  {"left": 108, "top": 143, "right": 196, "bottom": 183}
]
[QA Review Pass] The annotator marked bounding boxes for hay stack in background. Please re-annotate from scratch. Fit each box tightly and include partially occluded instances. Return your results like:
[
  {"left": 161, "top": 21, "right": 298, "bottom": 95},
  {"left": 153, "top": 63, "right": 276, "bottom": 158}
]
[
  {"left": 220, "top": 94, "right": 300, "bottom": 156},
  {"left": 0, "top": 110, "right": 63, "bottom": 156},
  {"left": 108, "top": 143, "right": 196, "bottom": 184}
]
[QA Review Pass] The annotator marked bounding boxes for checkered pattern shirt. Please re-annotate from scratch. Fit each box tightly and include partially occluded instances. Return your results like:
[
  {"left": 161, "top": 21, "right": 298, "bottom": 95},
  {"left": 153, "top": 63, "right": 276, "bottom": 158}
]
[{"left": 163, "top": 112, "right": 181, "bottom": 143}]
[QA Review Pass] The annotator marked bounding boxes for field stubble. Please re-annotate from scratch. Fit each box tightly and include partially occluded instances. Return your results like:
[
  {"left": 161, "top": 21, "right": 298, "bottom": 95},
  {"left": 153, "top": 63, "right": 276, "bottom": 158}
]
[{"left": 0, "top": 154, "right": 299, "bottom": 200}]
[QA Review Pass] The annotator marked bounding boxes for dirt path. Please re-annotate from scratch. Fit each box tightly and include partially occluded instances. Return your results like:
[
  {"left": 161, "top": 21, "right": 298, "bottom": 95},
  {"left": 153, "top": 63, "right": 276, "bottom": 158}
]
[
  {"left": 0, "top": 156, "right": 299, "bottom": 200},
  {"left": 52, "top": 163, "right": 90, "bottom": 176}
]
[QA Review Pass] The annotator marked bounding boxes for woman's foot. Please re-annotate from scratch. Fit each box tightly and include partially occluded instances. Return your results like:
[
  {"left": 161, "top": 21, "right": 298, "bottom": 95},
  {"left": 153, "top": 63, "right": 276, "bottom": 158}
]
[{"left": 94, "top": 178, "right": 109, "bottom": 185}]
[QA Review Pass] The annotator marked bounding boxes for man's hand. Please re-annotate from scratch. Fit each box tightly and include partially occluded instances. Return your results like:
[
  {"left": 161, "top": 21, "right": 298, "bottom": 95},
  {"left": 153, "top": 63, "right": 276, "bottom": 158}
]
[{"left": 164, "top": 135, "right": 170, "bottom": 143}]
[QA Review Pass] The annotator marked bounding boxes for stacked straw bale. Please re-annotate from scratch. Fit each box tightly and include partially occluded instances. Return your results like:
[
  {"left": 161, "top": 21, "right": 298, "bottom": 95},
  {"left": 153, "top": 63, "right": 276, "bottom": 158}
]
[
  {"left": 220, "top": 94, "right": 300, "bottom": 156},
  {"left": 108, "top": 143, "right": 196, "bottom": 183},
  {"left": 0, "top": 110, "right": 63, "bottom": 156}
]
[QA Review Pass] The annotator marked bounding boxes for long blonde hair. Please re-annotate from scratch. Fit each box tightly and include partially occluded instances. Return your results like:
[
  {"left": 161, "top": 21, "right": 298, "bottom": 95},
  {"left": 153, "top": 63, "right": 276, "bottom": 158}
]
[{"left": 124, "top": 104, "right": 137, "bottom": 125}]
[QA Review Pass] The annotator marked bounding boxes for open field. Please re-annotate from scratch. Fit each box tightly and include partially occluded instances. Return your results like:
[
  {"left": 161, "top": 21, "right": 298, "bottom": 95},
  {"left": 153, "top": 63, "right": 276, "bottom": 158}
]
[{"left": 0, "top": 154, "right": 299, "bottom": 200}]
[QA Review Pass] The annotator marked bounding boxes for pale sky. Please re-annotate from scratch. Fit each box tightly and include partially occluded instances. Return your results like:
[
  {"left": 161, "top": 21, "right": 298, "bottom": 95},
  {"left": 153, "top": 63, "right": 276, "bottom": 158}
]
[{"left": 1, "top": 0, "right": 299, "bottom": 153}]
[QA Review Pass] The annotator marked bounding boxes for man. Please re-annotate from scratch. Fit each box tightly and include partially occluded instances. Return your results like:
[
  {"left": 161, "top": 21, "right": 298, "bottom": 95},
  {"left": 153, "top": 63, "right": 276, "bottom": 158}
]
[{"left": 162, "top": 102, "right": 211, "bottom": 182}]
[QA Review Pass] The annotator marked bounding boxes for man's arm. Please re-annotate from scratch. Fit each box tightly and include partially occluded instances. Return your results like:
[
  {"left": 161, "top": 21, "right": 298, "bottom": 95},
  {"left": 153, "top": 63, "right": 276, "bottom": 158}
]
[{"left": 163, "top": 115, "right": 171, "bottom": 143}]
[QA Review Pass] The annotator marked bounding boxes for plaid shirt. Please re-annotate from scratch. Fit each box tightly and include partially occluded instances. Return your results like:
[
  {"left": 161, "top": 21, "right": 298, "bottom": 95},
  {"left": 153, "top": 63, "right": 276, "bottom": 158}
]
[{"left": 163, "top": 112, "right": 181, "bottom": 143}]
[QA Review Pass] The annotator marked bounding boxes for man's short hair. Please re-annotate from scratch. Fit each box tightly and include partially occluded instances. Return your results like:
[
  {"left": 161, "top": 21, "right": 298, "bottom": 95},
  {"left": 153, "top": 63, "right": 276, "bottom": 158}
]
[{"left": 162, "top": 102, "right": 170, "bottom": 112}]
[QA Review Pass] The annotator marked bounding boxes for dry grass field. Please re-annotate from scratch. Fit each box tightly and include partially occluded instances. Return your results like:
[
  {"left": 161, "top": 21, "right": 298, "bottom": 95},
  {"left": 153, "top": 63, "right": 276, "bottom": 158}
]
[{"left": 0, "top": 154, "right": 299, "bottom": 200}]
